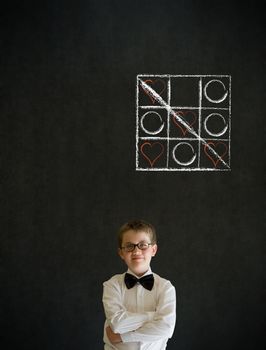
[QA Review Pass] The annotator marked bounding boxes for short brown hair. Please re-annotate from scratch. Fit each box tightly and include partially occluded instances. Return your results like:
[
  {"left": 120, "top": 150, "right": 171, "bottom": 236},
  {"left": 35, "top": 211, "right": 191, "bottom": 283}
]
[{"left": 117, "top": 220, "right": 157, "bottom": 248}]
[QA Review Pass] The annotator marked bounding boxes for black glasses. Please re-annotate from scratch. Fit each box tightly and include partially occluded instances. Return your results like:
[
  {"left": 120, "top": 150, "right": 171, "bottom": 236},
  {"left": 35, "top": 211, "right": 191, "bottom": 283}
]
[{"left": 121, "top": 242, "right": 153, "bottom": 252}]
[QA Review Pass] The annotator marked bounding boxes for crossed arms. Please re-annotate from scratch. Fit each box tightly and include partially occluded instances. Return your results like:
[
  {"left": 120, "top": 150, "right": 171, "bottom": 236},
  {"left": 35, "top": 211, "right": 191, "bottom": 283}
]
[{"left": 102, "top": 278, "right": 176, "bottom": 344}]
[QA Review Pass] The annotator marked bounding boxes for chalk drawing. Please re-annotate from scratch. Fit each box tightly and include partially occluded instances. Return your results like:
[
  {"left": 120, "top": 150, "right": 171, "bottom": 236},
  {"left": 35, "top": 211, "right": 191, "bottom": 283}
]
[
  {"left": 141, "top": 79, "right": 167, "bottom": 104},
  {"left": 203, "top": 113, "right": 228, "bottom": 137},
  {"left": 204, "top": 79, "right": 228, "bottom": 104},
  {"left": 136, "top": 74, "right": 231, "bottom": 171},
  {"left": 204, "top": 141, "right": 228, "bottom": 168},
  {"left": 172, "top": 142, "right": 197, "bottom": 166},
  {"left": 140, "top": 141, "right": 165, "bottom": 168},
  {"left": 140, "top": 111, "right": 165, "bottom": 135},
  {"left": 172, "top": 110, "right": 197, "bottom": 136}
]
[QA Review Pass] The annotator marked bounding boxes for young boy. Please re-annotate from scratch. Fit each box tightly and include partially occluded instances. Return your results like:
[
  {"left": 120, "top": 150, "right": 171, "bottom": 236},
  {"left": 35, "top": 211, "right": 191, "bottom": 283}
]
[{"left": 102, "top": 220, "right": 176, "bottom": 349}]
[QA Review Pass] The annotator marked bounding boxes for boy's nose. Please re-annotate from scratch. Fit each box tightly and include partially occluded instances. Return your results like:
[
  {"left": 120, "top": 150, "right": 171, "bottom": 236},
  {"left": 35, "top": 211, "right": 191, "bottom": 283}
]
[{"left": 132, "top": 246, "right": 142, "bottom": 253}]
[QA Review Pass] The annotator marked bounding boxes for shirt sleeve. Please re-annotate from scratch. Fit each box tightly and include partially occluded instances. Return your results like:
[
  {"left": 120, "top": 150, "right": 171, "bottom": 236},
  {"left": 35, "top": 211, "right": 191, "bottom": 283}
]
[
  {"left": 102, "top": 277, "right": 154, "bottom": 334},
  {"left": 120, "top": 280, "right": 176, "bottom": 343}
]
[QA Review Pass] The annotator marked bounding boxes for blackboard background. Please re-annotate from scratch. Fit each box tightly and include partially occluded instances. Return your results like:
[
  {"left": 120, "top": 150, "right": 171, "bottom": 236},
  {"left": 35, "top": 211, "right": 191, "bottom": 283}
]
[{"left": 1, "top": 1, "right": 265, "bottom": 349}]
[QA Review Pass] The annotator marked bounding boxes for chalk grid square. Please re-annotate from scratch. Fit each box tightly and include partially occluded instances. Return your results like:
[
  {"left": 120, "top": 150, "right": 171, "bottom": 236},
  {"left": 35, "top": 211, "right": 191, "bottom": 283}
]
[{"left": 136, "top": 74, "right": 231, "bottom": 171}]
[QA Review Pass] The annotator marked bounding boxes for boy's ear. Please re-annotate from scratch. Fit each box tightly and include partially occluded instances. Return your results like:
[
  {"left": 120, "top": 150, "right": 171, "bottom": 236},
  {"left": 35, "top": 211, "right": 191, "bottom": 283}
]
[
  {"left": 151, "top": 244, "right": 158, "bottom": 257},
  {"left": 118, "top": 248, "right": 124, "bottom": 260}
]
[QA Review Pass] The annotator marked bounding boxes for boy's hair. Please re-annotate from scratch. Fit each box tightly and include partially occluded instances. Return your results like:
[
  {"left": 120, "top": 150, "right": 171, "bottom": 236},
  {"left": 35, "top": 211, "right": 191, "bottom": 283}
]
[{"left": 118, "top": 220, "right": 157, "bottom": 248}]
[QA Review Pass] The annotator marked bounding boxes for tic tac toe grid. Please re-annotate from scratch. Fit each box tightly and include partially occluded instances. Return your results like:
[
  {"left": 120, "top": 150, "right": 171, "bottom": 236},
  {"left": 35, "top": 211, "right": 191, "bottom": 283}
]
[{"left": 136, "top": 74, "right": 231, "bottom": 171}]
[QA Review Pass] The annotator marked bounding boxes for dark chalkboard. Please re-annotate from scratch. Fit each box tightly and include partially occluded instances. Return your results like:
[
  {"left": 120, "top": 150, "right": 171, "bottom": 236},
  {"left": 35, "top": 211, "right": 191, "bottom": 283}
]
[{"left": 1, "top": 1, "right": 265, "bottom": 349}]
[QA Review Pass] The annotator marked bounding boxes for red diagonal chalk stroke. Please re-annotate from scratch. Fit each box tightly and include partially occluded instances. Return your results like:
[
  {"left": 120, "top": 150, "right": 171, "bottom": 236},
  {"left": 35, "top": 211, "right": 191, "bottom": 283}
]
[
  {"left": 172, "top": 110, "right": 197, "bottom": 136},
  {"left": 204, "top": 142, "right": 228, "bottom": 168},
  {"left": 140, "top": 142, "right": 164, "bottom": 167},
  {"left": 141, "top": 79, "right": 166, "bottom": 104}
]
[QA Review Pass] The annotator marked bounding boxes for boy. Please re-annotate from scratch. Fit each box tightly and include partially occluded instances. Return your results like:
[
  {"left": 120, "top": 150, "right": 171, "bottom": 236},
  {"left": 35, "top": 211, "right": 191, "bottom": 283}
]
[{"left": 102, "top": 220, "right": 176, "bottom": 349}]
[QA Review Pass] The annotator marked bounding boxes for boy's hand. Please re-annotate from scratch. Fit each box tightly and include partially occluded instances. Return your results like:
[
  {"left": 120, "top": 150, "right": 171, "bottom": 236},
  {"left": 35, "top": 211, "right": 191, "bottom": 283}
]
[{"left": 106, "top": 326, "right": 122, "bottom": 344}]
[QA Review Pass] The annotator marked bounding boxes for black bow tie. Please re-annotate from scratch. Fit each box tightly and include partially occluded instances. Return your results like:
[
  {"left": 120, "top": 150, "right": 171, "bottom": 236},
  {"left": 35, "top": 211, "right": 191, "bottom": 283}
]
[{"left": 125, "top": 273, "right": 154, "bottom": 291}]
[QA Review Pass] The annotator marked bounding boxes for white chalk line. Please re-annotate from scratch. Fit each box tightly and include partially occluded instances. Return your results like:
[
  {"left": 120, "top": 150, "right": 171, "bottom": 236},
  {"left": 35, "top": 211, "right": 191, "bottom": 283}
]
[
  {"left": 139, "top": 79, "right": 230, "bottom": 169},
  {"left": 138, "top": 74, "right": 231, "bottom": 78},
  {"left": 140, "top": 137, "right": 229, "bottom": 141},
  {"left": 167, "top": 76, "right": 171, "bottom": 167},
  {"left": 140, "top": 106, "right": 229, "bottom": 110},
  {"left": 136, "top": 168, "right": 230, "bottom": 172},
  {"left": 198, "top": 77, "right": 202, "bottom": 168},
  {"left": 228, "top": 76, "right": 232, "bottom": 166},
  {"left": 136, "top": 75, "right": 140, "bottom": 168}
]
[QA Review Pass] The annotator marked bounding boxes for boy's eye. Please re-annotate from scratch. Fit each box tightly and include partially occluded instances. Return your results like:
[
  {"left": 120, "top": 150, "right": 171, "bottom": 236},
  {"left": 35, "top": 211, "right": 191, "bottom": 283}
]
[
  {"left": 124, "top": 243, "right": 135, "bottom": 251},
  {"left": 122, "top": 242, "right": 151, "bottom": 252},
  {"left": 138, "top": 242, "right": 149, "bottom": 249}
]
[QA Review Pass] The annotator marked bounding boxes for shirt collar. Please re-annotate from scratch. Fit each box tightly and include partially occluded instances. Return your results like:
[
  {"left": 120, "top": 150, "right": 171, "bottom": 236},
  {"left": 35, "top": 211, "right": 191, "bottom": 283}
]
[{"left": 127, "top": 267, "right": 152, "bottom": 279}]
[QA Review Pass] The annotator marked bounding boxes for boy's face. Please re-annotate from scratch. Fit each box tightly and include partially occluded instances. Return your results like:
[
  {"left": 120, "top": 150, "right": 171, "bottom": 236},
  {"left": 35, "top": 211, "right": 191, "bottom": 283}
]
[{"left": 118, "top": 229, "right": 157, "bottom": 277}]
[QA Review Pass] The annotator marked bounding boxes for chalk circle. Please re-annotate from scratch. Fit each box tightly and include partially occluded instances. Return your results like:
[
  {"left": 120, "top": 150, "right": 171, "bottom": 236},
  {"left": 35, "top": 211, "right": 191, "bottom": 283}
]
[
  {"left": 204, "top": 79, "right": 228, "bottom": 103},
  {"left": 204, "top": 113, "right": 228, "bottom": 137},
  {"left": 140, "top": 111, "right": 165, "bottom": 135},
  {"left": 172, "top": 142, "right": 197, "bottom": 166}
]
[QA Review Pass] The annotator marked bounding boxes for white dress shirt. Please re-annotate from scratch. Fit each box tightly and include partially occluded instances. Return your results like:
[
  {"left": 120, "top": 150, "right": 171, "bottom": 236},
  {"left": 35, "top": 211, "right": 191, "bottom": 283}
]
[{"left": 102, "top": 268, "right": 176, "bottom": 350}]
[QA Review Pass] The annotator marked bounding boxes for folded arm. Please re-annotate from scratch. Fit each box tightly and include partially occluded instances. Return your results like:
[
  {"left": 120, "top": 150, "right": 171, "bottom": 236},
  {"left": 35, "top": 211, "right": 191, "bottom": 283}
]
[
  {"left": 121, "top": 281, "right": 176, "bottom": 343},
  {"left": 103, "top": 279, "right": 155, "bottom": 334}
]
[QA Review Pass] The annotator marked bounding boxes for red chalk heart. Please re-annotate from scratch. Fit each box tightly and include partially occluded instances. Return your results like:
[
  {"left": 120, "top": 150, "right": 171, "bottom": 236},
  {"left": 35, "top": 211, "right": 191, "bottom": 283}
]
[
  {"left": 172, "top": 110, "right": 197, "bottom": 136},
  {"left": 204, "top": 142, "right": 228, "bottom": 167},
  {"left": 141, "top": 79, "right": 166, "bottom": 104},
  {"left": 140, "top": 142, "right": 164, "bottom": 167}
]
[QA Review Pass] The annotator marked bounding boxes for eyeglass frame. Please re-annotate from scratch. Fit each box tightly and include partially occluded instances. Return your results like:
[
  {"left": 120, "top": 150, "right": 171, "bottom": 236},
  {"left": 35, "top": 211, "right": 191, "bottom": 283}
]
[{"left": 120, "top": 242, "right": 154, "bottom": 252}]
